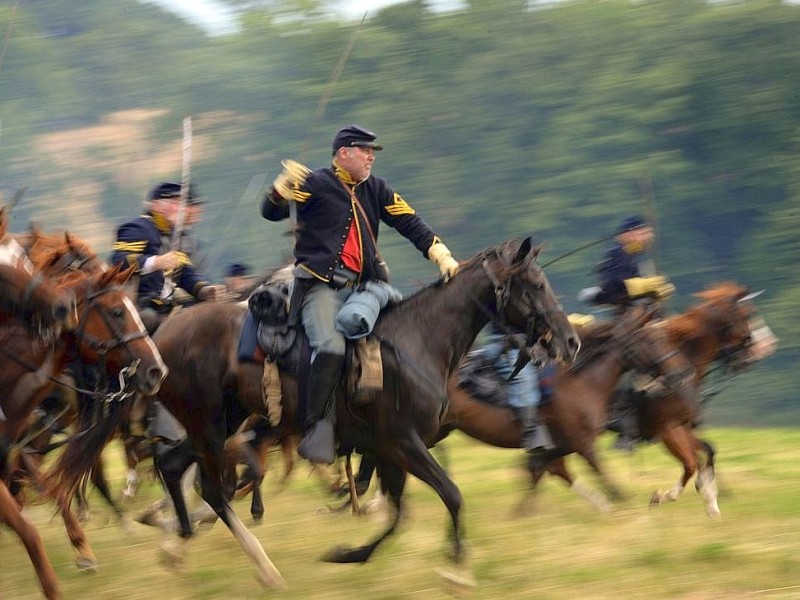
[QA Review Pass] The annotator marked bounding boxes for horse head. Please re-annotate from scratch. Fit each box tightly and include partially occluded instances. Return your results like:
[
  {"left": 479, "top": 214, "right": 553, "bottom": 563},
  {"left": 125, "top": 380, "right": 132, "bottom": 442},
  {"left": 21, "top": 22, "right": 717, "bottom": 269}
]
[
  {"left": 485, "top": 237, "right": 580, "bottom": 365},
  {"left": 70, "top": 262, "right": 167, "bottom": 396},
  {"left": 693, "top": 282, "right": 757, "bottom": 372}
]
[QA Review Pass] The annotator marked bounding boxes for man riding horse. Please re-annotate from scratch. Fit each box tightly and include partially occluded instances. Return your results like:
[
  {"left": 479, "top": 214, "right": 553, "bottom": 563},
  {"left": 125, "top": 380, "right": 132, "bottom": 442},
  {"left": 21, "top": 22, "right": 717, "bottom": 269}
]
[
  {"left": 588, "top": 215, "right": 676, "bottom": 448},
  {"left": 261, "top": 124, "right": 460, "bottom": 464},
  {"left": 110, "top": 181, "right": 226, "bottom": 334}
]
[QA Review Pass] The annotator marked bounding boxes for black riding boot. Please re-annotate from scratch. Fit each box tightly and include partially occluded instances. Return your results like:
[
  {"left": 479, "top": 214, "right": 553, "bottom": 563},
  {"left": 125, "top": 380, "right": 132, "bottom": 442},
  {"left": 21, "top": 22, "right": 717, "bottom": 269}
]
[
  {"left": 608, "top": 388, "right": 640, "bottom": 451},
  {"left": 297, "top": 353, "right": 344, "bottom": 465},
  {"left": 513, "top": 405, "right": 552, "bottom": 452}
]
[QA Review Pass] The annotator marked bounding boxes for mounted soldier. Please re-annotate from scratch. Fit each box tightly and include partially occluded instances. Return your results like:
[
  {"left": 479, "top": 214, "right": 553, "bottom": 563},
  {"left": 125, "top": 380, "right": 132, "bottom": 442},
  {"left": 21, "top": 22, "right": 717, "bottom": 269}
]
[
  {"left": 261, "top": 124, "right": 460, "bottom": 464},
  {"left": 110, "top": 181, "right": 225, "bottom": 334},
  {"left": 584, "top": 215, "right": 676, "bottom": 449}
]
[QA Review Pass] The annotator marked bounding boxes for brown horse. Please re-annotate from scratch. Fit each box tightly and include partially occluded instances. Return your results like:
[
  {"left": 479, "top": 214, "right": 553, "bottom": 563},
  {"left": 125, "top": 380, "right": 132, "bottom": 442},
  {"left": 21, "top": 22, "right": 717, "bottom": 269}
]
[
  {"left": 528, "top": 282, "right": 761, "bottom": 518},
  {"left": 0, "top": 239, "right": 167, "bottom": 598},
  {"left": 150, "top": 237, "right": 579, "bottom": 588},
  {"left": 0, "top": 235, "right": 78, "bottom": 600},
  {"left": 438, "top": 304, "right": 694, "bottom": 514}
]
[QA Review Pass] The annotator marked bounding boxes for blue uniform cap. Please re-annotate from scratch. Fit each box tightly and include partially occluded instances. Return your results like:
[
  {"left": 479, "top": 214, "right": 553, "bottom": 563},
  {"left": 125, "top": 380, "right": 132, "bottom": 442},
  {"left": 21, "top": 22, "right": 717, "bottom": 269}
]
[
  {"left": 226, "top": 263, "right": 249, "bottom": 278},
  {"left": 149, "top": 182, "right": 203, "bottom": 204},
  {"left": 332, "top": 124, "right": 383, "bottom": 153},
  {"left": 615, "top": 215, "right": 647, "bottom": 235}
]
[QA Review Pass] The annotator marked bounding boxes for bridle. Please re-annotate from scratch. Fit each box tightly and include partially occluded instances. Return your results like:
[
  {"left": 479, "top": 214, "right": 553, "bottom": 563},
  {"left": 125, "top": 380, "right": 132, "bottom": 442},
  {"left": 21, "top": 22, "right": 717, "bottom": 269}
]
[
  {"left": 69, "top": 283, "right": 149, "bottom": 402},
  {"left": 480, "top": 252, "right": 560, "bottom": 374},
  {"left": 622, "top": 321, "right": 695, "bottom": 393},
  {"left": 711, "top": 301, "right": 753, "bottom": 371}
]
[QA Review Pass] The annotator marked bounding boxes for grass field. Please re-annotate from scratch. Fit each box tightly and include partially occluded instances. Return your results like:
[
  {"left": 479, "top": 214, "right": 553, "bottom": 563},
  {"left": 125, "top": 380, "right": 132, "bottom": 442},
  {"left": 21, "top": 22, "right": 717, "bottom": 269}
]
[{"left": 2, "top": 428, "right": 800, "bottom": 599}]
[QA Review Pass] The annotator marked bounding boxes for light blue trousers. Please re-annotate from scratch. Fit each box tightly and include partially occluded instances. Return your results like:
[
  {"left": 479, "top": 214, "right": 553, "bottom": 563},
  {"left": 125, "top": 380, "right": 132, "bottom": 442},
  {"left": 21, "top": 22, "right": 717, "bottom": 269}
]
[{"left": 300, "top": 281, "right": 354, "bottom": 359}]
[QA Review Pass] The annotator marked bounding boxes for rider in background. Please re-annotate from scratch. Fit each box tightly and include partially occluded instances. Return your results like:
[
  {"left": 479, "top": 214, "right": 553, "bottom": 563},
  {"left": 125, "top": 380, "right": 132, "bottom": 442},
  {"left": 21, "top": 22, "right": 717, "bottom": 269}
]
[
  {"left": 594, "top": 215, "right": 673, "bottom": 309},
  {"left": 482, "top": 323, "right": 551, "bottom": 454},
  {"left": 261, "top": 124, "right": 460, "bottom": 465},
  {"left": 110, "top": 182, "right": 225, "bottom": 333},
  {"left": 591, "top": 215, "right": 675, "bottom": 449},
  {"left": 224, "top": 262, "right": 255, "bottom": 301}
]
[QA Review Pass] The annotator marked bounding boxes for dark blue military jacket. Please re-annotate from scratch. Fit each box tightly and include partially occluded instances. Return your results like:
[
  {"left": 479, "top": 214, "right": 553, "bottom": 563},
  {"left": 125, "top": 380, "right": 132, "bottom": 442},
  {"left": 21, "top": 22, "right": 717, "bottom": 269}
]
[
  {"left": 262, "top": 163, "right": 440, "bottom": 284},
  {"left": 110, "top": 212, "right": 208, "bottom": 309},
  {"left": 594, "top": 242, "right": 643, "bottom": 307}
]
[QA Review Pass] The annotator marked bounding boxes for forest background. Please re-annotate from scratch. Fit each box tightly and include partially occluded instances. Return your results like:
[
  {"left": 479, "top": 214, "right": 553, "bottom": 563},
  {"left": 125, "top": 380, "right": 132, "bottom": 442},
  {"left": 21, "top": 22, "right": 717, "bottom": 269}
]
[{"left": 0, "top": 0, "right": 797, "bottom": 425}]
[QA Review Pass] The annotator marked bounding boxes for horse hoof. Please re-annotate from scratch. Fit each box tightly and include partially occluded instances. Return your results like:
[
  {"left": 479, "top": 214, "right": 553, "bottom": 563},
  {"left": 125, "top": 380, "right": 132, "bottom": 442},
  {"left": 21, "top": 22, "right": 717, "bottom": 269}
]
[
  {"left": 159, "top": 539, "right": 187, "bottom": 570},
  {"left": 254, "top": 566, "right": 288, "bottom": 591},
  {"left": 649, "top": 490, "right": 663, "bottom": 506},
  {"left": 436, "top": 567, "right": 477, "bottom": 596},
  {"left": 76, "top": 557, "right": 98, "bottom": 572}
]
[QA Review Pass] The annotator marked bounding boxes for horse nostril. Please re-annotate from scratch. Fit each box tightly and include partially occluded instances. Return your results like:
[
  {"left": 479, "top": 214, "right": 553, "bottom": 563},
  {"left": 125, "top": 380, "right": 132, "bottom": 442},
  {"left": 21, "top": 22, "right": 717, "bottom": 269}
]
[
  {"left": 53, "top": 304, "right": 69, "bottom": 321},
  {"left": 146, "top": 366, "right": 167, "bottom": 390}
]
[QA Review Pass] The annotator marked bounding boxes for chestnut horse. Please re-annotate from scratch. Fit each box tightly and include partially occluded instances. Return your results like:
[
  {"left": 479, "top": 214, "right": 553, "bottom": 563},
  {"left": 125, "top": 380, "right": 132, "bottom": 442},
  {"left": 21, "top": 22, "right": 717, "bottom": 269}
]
[
  {"left": 438, "top": 304, "right": 695, "bottom": 514},
  {"left": 0, "top": 236, "right": 77, "bottom": 600},
  {"left": 530, "top": 282, "right": 761, "bottom": 518},
  {"left": 150, "top": 238, "right": 580, "bottom": 589},
  {"left": 0, "top": 237, "right": 167, "bottom": 599}
]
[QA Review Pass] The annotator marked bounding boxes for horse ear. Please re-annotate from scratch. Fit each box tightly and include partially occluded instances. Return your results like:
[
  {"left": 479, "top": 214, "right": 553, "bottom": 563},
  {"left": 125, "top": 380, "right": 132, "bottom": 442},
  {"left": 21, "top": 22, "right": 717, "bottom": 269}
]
[
  {"left": 0, "top": 206, "right": 7, "bottom": 237},
  {"left": 117, "top": 263, "right": 136, "bottom": 285},
  {"left": 513, "top": 237, "right": 533, "bottom": 265}
]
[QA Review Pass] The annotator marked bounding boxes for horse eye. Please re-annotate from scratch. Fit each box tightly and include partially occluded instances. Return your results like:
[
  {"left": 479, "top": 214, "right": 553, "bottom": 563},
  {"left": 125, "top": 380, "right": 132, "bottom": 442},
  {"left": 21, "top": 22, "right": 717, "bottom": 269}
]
[{"left": 111, "top": 307, "right": 125, "bottom": 319}]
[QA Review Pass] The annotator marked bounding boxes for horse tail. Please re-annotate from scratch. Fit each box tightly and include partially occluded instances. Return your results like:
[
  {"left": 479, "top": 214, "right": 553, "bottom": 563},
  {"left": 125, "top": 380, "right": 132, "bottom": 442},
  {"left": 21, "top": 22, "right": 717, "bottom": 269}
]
[{"left": 39, "top": 391, "right": 128, "bottom": 502}]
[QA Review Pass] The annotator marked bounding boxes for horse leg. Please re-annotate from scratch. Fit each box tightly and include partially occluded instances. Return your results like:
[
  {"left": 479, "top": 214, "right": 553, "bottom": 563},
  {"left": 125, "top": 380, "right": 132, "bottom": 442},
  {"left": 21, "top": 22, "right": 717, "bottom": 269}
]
[
  {"left": 121, "top": 436, "right": 143, "bottom": 500},
  {"left": 649, "top": 424, "right": 697, "bottom": 508},
  {"left": 694, "top": 438, "right": 720, "bottom": 519},
  {"left": 225, "top": 430, "right": 265, "bottom": 524},
  {"left": 90, "top": 455, "right": 127, "bottom": 524},
  {"left": 0, "top": 481, "right": 62, "bottom": 600},
  {"left": 194, "top": 436, "right": 286, "bottom": 590},
  {"left": 153, "top": 439, "right": 196, "bottom": 541},
  {"left": 577, "top": 445, "right": 628, "bottom": 503},
  {"left": 278, "top": 435, "right": 296, "bottom": 488},
  {"left": 514, "top": 450, "right": 552, "bottom": 516},
  {"left": 19, "top": 452, "right": 98, "bottom": 571},
  {"left": 323, "top": 460, "right": 406, "bottom": 563},
  {"left": 400, "top": 436, "right": 467, "bottom": 567}
]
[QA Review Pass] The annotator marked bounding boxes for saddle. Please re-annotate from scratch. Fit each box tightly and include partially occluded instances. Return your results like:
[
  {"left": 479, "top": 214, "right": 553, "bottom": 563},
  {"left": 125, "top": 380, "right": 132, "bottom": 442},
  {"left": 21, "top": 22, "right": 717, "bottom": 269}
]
[
  {"left": 238, "top": 279, "right": 385, "bottom": 424},
  {"left": 456, "top": 348, "right": 510, "bottom": 408}
]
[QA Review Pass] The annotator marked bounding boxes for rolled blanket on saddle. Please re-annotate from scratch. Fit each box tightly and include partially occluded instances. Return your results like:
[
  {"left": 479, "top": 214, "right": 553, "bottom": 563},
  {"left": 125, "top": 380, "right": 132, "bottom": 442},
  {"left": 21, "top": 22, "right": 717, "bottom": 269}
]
[{"left": 335, "top": 280, "right": 403, "bottom": 340}]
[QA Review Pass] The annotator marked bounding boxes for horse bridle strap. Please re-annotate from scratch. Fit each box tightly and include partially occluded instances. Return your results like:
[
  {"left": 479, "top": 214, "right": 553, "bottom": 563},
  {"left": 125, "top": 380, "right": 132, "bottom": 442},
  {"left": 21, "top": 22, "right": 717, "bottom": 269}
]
[
  {"left": 479, "top": 259, "right": 544, "bottom": 374},
  {"left": 72, "top": 285, "right": 148, "bottom": 355}
]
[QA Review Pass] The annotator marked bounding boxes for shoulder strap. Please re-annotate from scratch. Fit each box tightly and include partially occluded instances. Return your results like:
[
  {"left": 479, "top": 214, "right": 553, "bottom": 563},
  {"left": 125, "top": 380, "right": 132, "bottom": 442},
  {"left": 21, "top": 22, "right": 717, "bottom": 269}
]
[{"left": 339, "top": 180, "right": 383, "bottom": 261}]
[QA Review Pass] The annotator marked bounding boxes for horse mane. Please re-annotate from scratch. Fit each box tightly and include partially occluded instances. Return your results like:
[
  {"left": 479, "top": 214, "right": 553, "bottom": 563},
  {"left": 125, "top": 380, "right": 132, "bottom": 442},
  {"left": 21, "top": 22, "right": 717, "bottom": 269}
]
[
  {"left": 28, "top": 230, "right": 100, "bottom": 273},
  {"left": 665, "top": 281, "right": 747, "bottom": 343},
  {"left": 383, "top": 238, "right": 529, "bottom": 317},
  {"left": 565, "top": 320, "right": 618, "bottom": 373}
]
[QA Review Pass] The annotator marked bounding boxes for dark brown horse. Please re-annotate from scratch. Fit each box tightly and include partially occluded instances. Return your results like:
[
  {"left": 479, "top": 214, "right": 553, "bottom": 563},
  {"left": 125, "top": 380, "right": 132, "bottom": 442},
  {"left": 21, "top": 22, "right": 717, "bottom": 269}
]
[
  {"left": 438, "top": 304, "right": 695, "bottom": 514},
  {"left": 0, "top": 238, "right": 167, "bottom": 598},
  {"left": 529, "top": 282, "right": 760, "bottom": 518},
  {"left": 150, "top": 237, "right": 579, "bottom": 588}
]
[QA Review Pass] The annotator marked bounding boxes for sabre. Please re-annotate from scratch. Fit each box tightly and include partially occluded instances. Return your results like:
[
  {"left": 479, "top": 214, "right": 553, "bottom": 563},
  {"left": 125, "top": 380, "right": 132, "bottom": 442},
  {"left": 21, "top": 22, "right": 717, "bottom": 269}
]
[{"left": 170, "top": 115, "right": 192, "bottom": 251}]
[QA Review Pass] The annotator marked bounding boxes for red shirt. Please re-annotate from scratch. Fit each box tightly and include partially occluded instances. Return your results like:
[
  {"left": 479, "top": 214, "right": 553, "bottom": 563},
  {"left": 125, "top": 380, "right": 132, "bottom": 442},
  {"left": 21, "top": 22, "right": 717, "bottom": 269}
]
[{"left": 340, "top": 218, "right": 362, "bottom": 273}]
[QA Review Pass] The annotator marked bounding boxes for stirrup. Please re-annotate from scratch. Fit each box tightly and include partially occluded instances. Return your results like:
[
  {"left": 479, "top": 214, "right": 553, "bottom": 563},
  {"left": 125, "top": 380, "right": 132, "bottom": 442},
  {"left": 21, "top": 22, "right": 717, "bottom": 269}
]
[{"left": 297, "top": 420, "right": 335, "bottom": 465}]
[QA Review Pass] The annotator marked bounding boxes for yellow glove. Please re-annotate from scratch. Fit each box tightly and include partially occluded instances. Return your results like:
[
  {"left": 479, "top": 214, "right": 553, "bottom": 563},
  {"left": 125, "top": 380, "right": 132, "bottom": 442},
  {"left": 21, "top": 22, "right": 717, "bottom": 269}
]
[
  {"left": 272, "top": 159, "right": 311, "bottom": 201},
  {"left": 654, "top": 281, "right": 676, "bottom": 300},
  {"left": 624, "top": 276, "right": 674, "bottom": 299},
  {"left": 568, "top": 313, "right": 595, "bottom": 328},
  {"left": 428, "top": 241, "right": 459, "bottom": 281}
]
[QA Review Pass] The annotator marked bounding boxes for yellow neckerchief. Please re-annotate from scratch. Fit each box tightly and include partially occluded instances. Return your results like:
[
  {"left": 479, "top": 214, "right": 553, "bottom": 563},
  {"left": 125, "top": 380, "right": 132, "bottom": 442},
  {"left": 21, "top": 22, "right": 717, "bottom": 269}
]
[
  {"left": 148, "top": 211, "right": 173, "bottom": 235},
  {"left": 622, "top": 241, "right": 645, "bottom": 255},
  {"left": 332, "top": 160, "right": 358, "bottom": 186}
]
